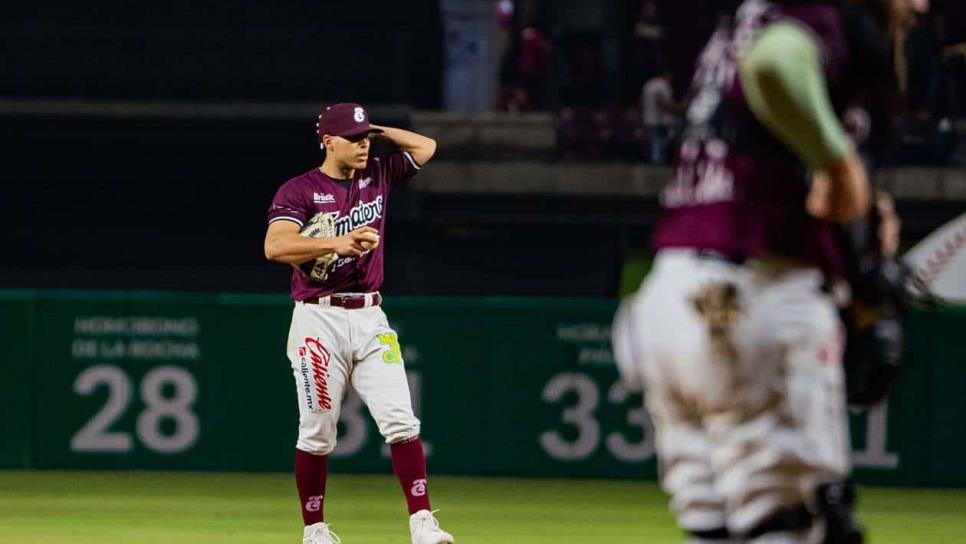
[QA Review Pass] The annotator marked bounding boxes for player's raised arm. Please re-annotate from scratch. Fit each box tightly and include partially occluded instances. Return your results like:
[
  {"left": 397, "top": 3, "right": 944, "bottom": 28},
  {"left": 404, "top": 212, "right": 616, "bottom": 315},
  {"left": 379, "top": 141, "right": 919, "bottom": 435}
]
[
  {"left": 369, "top": 124, "right": 437, "bottom": 166},
  {"left": 739, "top": 22, "right": 871, "bottom": 223},
  {"left": 263, "top": 220, "right": 376, "bottom": 264}
]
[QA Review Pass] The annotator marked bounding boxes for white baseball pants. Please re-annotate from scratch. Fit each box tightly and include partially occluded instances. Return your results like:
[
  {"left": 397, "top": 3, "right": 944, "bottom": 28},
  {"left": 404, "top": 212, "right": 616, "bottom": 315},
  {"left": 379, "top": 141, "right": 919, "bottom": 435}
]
[
  {"left": 613, "top": 250, "right": 850, "bottom": 538},
  {"left": 286, "top": 300, "right": 420, "bottom": 455}
]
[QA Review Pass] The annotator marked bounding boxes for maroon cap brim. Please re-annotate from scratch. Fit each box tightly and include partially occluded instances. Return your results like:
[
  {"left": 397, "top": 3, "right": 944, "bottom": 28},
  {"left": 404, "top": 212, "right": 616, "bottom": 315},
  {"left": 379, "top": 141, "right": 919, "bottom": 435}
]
[{"left": 336, "top": 124, "right": 383, "bottom": 138}]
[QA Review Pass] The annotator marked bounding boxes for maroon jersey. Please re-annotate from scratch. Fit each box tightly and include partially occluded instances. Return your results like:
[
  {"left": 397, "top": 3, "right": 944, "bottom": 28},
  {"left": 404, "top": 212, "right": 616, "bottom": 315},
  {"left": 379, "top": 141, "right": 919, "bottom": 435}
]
[
  {"left": 654, "top": 1, "right": 860, "bottom": 275},
  {"left": 268, "top": 151, "right": 420, "bottom": 300}
]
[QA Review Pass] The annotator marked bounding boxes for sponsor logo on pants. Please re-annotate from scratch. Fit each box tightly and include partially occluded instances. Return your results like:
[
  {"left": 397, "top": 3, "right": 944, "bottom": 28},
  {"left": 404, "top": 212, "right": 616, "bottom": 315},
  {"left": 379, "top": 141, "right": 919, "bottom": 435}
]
[{"left": 299, "top": 337, "right": 333, "bottom": 411}]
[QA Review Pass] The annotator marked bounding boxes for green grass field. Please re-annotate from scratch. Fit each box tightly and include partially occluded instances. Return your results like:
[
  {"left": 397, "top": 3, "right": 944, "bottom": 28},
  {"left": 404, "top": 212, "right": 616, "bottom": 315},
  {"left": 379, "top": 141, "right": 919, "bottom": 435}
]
[{"left": 1, "top": 471, "right": 964, "bottom": 543}]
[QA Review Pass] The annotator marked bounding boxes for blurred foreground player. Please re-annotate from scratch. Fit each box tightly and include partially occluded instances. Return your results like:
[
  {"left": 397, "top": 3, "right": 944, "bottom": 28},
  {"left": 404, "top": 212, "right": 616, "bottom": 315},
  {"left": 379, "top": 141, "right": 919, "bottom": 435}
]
[
  {"left": 264, "top": 103, "right": 453, "bottom": 544},
  {"left": 613, "top": 0, "right": 923, "bottom": 542}
]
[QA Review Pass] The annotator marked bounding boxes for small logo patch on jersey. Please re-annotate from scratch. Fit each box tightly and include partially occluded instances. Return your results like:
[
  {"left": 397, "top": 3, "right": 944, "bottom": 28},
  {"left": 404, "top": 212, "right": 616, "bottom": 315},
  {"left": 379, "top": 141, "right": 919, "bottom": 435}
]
[
  {"left": 410, "top": 479, "right": 427, "bottom": 497},
  {"left": 359, "top": 176, "right": 372, "bottom": 189},
  {"left": 313, "top": 192, "right": 336, "bottom": 204}
]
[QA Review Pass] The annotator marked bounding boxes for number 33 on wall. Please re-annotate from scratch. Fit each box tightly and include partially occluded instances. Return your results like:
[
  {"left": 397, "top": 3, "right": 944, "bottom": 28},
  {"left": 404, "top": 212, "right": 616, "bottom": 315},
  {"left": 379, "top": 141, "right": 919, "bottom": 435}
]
[
  {"left": 540, "top": 372, "right": 656, "bottom": 463},
  {"left": 70, "top": 365, "right": 200, "bottom": 454}
]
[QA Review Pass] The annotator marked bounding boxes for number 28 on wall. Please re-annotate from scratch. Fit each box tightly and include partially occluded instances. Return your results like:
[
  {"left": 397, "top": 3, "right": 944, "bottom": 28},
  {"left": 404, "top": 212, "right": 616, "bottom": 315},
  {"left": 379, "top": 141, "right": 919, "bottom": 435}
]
[{"left": 70, "top": 364, "right": 200, "bottom": 454}]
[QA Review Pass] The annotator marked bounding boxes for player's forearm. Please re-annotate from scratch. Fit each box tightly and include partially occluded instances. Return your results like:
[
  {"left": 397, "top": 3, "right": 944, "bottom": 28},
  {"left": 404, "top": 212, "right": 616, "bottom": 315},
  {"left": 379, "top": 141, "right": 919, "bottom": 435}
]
[
  {"left": 808, "top": 150, "right": 871, "bottom": 224},
  {"left": 264, "top": 232, "right": 336, "bottom": 265},
  {"left": 371, "top": 125, "right": 437, "bottom": 166}
]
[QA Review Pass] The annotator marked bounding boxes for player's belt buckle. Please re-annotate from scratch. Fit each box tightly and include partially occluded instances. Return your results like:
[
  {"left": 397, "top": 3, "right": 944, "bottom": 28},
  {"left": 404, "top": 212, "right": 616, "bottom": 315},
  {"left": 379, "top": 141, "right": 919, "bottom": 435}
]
[{"left": 327, "top": 292, "right": 382, "bottom": 309}]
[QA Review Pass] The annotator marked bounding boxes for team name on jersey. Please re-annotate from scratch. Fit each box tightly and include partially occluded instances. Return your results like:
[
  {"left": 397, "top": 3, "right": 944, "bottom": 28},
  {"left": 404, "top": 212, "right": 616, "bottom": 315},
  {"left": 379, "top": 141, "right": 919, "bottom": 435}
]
[
  {"left": 661, "top": 139, "right": 734, "bottom": 208},
  {"left": 332, "top": 196, "right": 384, "bottom": 235}
]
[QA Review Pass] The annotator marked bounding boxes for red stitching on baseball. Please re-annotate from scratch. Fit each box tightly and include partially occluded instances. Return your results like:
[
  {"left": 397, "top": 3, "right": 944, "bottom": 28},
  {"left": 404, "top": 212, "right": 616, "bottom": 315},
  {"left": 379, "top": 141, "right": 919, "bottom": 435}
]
[{"left": 918, "top": 225, "right": 966, "bottom": 287}]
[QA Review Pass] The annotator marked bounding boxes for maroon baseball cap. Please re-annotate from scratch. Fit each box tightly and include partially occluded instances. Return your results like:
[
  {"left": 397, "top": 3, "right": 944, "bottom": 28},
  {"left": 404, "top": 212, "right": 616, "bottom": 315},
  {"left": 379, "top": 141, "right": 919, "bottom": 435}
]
[{"left": 316, "top": 103, "right": 383, "bottom": 140}]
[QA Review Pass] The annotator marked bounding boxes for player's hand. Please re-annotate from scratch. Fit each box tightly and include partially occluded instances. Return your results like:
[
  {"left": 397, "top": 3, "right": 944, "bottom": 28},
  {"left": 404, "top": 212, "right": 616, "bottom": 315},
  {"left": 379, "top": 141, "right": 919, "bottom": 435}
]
[
  {"left": 806, "top": 151, "right": 870, "bottom": 224},
  {"left": 331, "top": 227, "right": 379, "bottom": 257},
  {"left": 875, "top": 192, "right": 900, "bottom": 257}
]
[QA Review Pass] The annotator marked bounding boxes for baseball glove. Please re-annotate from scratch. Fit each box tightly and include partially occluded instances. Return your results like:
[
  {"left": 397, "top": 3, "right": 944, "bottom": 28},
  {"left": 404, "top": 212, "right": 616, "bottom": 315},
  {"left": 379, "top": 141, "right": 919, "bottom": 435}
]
[
  {"left": 839, "top": 200, "right": 935, "bottom": 406},
  {"left": 299, "top": 212, "right": 338, "bottom": 283},
  {"left": 840, "top": 254, "right": 910, "bottom": 406}
]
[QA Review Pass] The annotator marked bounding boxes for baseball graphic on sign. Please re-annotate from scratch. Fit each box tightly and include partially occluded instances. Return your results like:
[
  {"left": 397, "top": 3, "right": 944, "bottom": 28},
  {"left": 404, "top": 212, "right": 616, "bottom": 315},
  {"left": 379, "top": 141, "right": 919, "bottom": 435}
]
[{"left": 905, "top": 212, "right": 966, "bottom": 304}]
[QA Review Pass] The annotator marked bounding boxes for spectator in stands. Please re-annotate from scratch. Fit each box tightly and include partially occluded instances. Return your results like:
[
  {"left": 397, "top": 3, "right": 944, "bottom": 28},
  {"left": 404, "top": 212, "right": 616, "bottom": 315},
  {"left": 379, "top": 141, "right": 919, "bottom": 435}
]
[
  {"left": 943, "top": 40, "right": 966, "bottom": 119},
  {"left": 633, "top": 0, "right": 664, "bottom": 71},
  {"left": 904, "top": 12, "right": 962, "bottom": 163},
  {"left": 640, "top": 68, "right": 679, "bottom": 164},
  {"left": 906, "top": 12, "right": 947, "bottom": 115},
  {"left": 567, "top": 38, "right": 607, "bottom": 108},
  {"left": 496, "top": 0, "right": 554, "bottom": 112},
  {"left": 519, "top": 5, "right": 554, "bottom": 110},
  {"left": 932, "top": 15, "right": 964, "bottom": 121},
  {"left": 626, "top": 0, "right": 666, "bottom": 103},
  {"left": 497, "top": 50, "right": 532, "bottom": 113}
]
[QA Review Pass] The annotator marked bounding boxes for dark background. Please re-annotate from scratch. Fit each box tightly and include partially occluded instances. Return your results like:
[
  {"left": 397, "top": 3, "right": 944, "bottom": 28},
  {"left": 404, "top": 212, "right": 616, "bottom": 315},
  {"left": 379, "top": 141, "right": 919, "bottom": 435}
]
[
  {"left": 1, "top": 0, "right": 443, "bottom": 105},
  {"left": 2, "top": 0, "right": 963, "bottom": 297}
]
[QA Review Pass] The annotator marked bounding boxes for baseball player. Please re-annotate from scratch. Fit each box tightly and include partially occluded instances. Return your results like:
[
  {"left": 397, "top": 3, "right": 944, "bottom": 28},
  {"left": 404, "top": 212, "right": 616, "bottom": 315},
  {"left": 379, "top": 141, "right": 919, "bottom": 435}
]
[
  {"left": 263, "top": 103, "right": 454, "bottom": 544},
  {"left": 613, "top": 0, "right": 918, "bottom": 542}
]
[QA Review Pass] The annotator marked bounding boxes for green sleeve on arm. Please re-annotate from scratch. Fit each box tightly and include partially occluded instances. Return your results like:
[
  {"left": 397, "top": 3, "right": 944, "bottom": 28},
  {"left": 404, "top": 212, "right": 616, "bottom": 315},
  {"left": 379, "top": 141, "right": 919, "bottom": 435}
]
[{"left": 739, "top": 22, "right": 852, "bottom": 169}]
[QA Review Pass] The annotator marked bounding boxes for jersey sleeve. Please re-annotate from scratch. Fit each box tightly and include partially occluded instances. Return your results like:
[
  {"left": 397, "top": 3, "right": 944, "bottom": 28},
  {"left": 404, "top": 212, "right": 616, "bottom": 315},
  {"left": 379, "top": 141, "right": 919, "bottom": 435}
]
[
  {"left": 739, "top": 22, "right": 851, "bottom": 170},
  {"left": 267, "top": 180, "right": 310, "bottom": 228},
  {"left": 381, "top": 150, "right": 422, "bottom": 184}
]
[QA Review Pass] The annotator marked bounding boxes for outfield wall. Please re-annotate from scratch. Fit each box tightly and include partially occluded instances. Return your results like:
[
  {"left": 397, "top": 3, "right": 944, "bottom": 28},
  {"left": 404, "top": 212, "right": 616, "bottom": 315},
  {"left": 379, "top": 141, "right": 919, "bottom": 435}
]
[{"left": 1, "top": 290, "right": 964, "bottom": 486}]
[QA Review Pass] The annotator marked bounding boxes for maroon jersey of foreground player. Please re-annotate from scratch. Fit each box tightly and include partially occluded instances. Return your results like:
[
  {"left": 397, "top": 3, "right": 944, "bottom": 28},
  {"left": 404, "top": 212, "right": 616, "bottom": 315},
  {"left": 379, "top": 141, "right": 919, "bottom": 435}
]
[
  {"left": 268, "top": 151, "right": 419, "bottom": 300},
  {"left": 653, "top": 2, "right": 875, "bottom": 274}
]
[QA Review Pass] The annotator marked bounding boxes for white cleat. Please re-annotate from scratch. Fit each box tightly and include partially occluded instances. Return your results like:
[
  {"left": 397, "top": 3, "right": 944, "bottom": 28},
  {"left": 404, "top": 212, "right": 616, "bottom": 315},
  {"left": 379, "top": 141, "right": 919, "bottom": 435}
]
[
  {"left": 410, "top": 509, "right": 454, "bottom": 544},
  {"left": 303, "top": 522, "right": 341, "bottom": 544}
]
